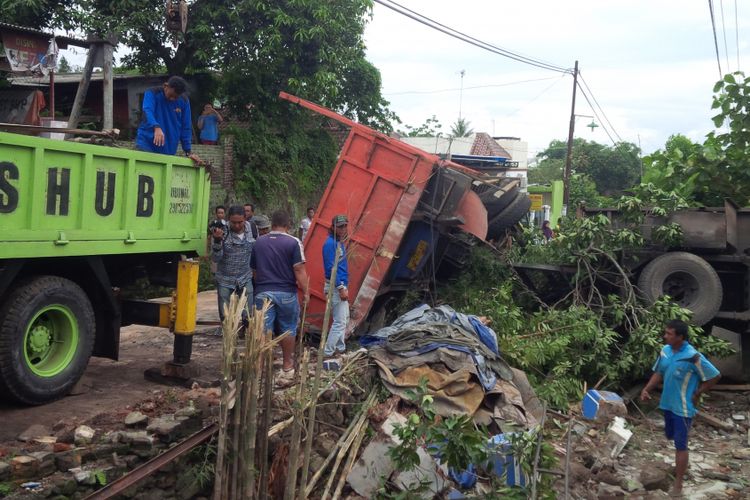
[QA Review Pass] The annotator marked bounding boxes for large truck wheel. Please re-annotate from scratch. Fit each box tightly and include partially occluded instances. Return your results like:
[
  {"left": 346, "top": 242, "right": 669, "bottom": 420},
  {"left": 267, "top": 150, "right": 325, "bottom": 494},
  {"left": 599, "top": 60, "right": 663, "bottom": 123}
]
[
  {"left": 486, "top": 192, "right": 532, "bottom": 240},
  {"left": 0, "top": 276, "right": 95, "bottom": 405},
  {"left": 637, "top": 252, "right": 722, "bottom": 326}
]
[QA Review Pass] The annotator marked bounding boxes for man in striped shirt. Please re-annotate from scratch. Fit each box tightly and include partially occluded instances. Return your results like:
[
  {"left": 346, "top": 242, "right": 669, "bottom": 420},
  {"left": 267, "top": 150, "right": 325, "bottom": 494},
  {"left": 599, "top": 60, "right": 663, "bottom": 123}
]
[{"left": 641, "top": 319, "right": 720, "bottom": 496}]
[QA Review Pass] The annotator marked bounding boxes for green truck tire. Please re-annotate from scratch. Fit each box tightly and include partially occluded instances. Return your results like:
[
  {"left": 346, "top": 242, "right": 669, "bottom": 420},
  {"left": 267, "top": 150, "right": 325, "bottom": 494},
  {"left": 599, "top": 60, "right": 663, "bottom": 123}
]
[{"left": 0, "top": 276, "right": 95, "bottom": 405}]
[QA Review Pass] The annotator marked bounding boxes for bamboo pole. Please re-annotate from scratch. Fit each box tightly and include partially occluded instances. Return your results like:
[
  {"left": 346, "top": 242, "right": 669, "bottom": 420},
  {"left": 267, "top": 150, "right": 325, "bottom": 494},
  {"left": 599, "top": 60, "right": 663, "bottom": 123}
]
[
  {"left": 331, "top": 414, "right": 368, "bottom": 500},
  {"left": 243, "top": 304, "right": 269, "bottom": 497},
  {"left": 284, "top": 351, "right": 310, "bottom": 500},
  {"left": 257, "top": 346, "right": 274, "bottom": 500},
  {"left": 298, "top": 246, "right": 341, "bottom": 493}
]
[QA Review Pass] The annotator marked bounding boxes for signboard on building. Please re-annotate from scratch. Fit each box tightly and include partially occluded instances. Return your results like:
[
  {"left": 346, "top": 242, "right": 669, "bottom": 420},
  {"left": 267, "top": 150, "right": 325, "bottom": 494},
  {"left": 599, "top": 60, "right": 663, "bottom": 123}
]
[
  {"left": 529, "top": 194, "right": 543, "bottom": 211},
  {"left": 0, "top": 30, "right": 55, "bottom": 74}
]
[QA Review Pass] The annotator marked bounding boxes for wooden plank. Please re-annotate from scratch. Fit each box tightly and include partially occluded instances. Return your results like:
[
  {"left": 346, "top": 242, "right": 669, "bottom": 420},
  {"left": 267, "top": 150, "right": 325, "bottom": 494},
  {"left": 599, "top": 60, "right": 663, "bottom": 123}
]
[
  {"left": 696, "top": 411, "right": 735, "bottom": 431},
  {"left": 0, "top": 123, "right": 119, "bottom": 137}
]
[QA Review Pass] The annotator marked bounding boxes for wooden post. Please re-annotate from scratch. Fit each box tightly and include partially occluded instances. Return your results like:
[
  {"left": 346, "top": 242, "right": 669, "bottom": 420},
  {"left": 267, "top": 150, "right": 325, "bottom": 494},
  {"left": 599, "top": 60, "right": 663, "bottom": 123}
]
[
  {"left": 67, "top": 44, "right": 98, "bottom": 130},
  {"left": 562, "top": 60, "right": 579, "bottom": 215},
  {"left": 102, "top": 41, "right": 114, "bottom": 130},
  {"left": 49, "top": 70, "right": 55, "bottom": 119}
]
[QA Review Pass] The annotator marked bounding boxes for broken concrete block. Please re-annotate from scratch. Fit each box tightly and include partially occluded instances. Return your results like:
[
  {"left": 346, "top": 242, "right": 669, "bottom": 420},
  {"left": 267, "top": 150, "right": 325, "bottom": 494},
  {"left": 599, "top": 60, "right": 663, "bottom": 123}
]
[
  {"left": 393, "top": 446, "right": 447, "bottom": 498},
  {"left": 72, "top": 468, "right": 96, "bottom": 485},
  {"left": 10, "top": 455, "right": 39, "bottom": 479},
  {"left": 597, "top": 482, "right": 627, "bottom": 498},
  {"left": 639, "top": 467, "right": 670, "bottom": 491},
  {"left": 122, "top": 431, "right": 156, "bottom": 448},
  {"left": 147, "top": 416, "right": 184, "bottom": 443},
  {"left": 55, "top": 449, "right": 82, "bottom": 472},
  {"left": 606, "top": 417, "right": 632, "bottom": 458},
  {"left": 17, "top": 424, "right": 52, "bottom": 442},
  {"left": 347, "top": 438, "right": 396, "bottom": 498},
  {"left": 28, "top": 451, "right": 55, "bottom": 476},
  {"left": 582, "top": 390, "right": 627, "bottom": 422},
  {"left": 125, "top": 411, "right": 149, "bottom": 427},
  {"left": 74, "top": 425, "right": 95, "bottom": 445}
]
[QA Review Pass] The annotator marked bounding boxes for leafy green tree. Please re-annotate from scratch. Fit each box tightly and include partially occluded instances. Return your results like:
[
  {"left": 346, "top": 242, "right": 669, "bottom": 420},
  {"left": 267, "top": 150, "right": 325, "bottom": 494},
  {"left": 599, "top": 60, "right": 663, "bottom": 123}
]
[
  {"left": 0, "top": 0, "right": 72, "bottom": 29},
  {"left": 527, "top": 158, "right": 563, "bottom": 185},
  {"left": 69, "top": 0, "right": 395, "bottom": 131},
  {"left": 535, "top": 138, "right": 641, "bottom": 196},
  {"left": 398, "top": 115, "right": 443, "bottom": 137},
  {"left": 450, "top": 117, "right": 473, "bottom": 137},
  {"left": 57, "top": 56, "right": 74, "bottom": 73},
  {"left": 645, "top": 72, "right": 750, "bottom": 206}
]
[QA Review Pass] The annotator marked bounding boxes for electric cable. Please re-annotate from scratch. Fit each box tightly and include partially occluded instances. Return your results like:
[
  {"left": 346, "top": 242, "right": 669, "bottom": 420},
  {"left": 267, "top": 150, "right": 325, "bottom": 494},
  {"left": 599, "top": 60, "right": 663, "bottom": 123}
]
[
  {"left": 576, "top": 82, "right": 617, "bottom": 146},
  {"left": 578, "top": 73, "right": 623, "bottom": 143},
  {"left": 708, "top": 0, "right": 723, "bottom": 77},
  {"left": 373, "top": 0, "right": 572, "bottom": 74},
  {"left": 385, "top": 76, "right": 558, "bottom": 96},
  {"left": 720, "top": 0, "right": 730, "bottom": 71},
  {"left": 735, "top": 0, "right": 741, "bottom": 70}
]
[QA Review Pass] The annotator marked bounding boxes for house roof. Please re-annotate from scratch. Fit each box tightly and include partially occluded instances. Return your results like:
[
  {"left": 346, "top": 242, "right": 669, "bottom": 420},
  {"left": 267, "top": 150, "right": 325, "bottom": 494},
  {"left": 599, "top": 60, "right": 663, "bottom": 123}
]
[
  {"left": 0, "top": 22, "right": 90, "bottom": 49},
  {"left": 470, "top": 132, "right": 512, "bottom": 158},
  {"left": 400, "top": 132, "right": 512, "bottom": 159},
  {"left": 9, "top": 72, "right": 167, "bottom": 86}
]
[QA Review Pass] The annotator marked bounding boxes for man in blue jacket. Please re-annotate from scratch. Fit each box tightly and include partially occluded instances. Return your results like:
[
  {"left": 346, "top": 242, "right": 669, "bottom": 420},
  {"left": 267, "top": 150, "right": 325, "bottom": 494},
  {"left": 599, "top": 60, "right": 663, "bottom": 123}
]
[
  {"left": 136, "top": 76, "right": 198, "bottom": 160},
  {"left": 641, "top": 319, "right": 720, "bottom": 496},
  {"left": 322, "top": 214, "right": 350, "bottom": 360}
]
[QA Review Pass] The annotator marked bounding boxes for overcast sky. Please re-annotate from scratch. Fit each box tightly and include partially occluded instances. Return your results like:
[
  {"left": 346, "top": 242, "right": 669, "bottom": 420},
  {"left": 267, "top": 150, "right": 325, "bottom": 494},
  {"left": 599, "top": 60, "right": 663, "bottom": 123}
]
[{"left": 363, "top": 0, "right": 748, "bottom": 156}]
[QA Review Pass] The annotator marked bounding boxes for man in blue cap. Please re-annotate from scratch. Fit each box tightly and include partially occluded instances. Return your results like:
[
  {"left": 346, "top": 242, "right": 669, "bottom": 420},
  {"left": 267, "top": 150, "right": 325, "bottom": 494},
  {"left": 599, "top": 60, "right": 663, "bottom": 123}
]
[
  {"left": 322, "top": 214, "right": 350, "bottom": 361},
  {"left": 641, "top": 319, "right": 720, "bottom": 496}
]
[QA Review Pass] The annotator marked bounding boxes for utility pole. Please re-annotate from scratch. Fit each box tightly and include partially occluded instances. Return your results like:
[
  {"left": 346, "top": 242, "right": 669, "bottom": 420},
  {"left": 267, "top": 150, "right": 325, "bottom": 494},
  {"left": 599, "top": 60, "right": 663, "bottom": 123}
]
[
  {"left": 458, "top": 69, "right": 465, "bottom": 120},
  {"left": 562, "top": 60, "right": 579, "bottom": 215}
]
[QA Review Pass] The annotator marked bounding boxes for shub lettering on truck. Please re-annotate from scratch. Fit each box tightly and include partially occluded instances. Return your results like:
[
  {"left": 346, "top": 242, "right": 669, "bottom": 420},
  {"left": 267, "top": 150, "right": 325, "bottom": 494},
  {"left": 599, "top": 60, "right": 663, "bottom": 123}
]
[{"left": 0, "top": 161, "right": 192, "bottom": 217}]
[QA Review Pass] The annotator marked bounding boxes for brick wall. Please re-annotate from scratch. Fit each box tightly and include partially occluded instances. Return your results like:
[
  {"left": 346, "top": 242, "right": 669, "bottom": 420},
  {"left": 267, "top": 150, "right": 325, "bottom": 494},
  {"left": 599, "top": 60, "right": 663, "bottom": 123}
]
[{"left": 114, "top": 139, "right": 233, "bottom": 192}]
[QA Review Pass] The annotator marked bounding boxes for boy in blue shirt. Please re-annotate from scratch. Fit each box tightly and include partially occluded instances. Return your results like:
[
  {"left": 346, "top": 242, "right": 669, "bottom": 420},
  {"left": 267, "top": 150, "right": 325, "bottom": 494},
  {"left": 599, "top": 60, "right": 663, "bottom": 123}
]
[
  {"left": 641, "top": 319, "right": 720, "bottom": 496},
  {"left": 197, "top": 104, "right": 223, "bottom": 145},
  {"left": 136, "top": 76, "right": 198, "bottom": 160}
]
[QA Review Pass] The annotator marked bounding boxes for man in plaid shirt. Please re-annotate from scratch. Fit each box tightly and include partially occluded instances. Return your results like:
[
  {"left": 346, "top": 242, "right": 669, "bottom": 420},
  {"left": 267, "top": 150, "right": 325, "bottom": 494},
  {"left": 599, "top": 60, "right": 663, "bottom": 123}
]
[{"left": 211, "top": 205, "right": 255, "bottom": 325}]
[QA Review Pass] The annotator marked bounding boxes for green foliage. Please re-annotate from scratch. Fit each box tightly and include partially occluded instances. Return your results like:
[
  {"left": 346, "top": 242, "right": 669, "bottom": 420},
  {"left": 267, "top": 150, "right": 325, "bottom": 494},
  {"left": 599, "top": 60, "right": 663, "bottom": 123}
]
[
  {"left": 398, "top": 115, "right": 443, "bottom": 137},
  {"left": 568, "top": 173, "right": 614, "bottom": 209},
  {"left": 450, "top": 118, "right": 474, "bottom": 138},
  {"left": 644, "top": 72, "right": 750, "bottom": 206},
  {"left": 230, "top": 111, "right": 338, "bottom": 209},
  {"left": 387, "top": 378, "right": 488, "bottom": 472},
  {"left": 0, "top": 0, "right": 72, "bottom": 29},
  {"left": 57, "top": 56, "right": 74, "bottom": 73},
  {"left": 0, "top": 482, "right": 13, "bottom": 496},
  {"left": 533, "top": 138, "right": 641, "bottom": 197},
  {"left": 93, "top": 469, "right": 107, "bottom": 486}
]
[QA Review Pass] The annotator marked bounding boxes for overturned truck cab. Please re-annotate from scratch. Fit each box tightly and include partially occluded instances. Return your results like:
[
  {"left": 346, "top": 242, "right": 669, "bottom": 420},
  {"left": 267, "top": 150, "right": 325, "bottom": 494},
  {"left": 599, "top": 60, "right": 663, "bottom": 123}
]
[{"left": 279, "top": 93, "right": 530, "bottom": 337}]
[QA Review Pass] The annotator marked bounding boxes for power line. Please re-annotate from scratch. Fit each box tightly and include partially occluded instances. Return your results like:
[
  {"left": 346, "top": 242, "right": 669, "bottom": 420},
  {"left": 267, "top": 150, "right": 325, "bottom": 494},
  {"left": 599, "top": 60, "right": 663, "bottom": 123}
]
[
  {"left": 384, "top": 76, "right": 558, "bottom": 96},
  {"left": 735, "top": 0, "right": 741, "bottom": 70},
  {"left": 373, "top": 0, "right": 572, "bottom": 74},
  {"left": 501, "top": 74, "right": 567, "bottom": 118},
  {"left": 578, "top": 72, "right": 623, "bottom": 143},
  {"left": 720, "top": 0, "right": 730, "bottom": 71},
  {"left": 576, "top": 82, "right": 617, "bottom": 146},
  {"left": 708, "top": 0, "right": 723, "bottom": 77}
]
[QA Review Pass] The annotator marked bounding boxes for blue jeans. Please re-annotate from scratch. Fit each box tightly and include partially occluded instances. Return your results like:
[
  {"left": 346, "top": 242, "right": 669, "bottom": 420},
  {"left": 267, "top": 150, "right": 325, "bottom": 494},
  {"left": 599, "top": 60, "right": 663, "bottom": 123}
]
[
  {"left": 217, "top": 280, "right": 253, "bottom": 322},
  {"left": 324, "top": 283, "right": 349, "bottom": 356},
  {"left": 254, "top": 291, "right": 299, "bottom": 337}
]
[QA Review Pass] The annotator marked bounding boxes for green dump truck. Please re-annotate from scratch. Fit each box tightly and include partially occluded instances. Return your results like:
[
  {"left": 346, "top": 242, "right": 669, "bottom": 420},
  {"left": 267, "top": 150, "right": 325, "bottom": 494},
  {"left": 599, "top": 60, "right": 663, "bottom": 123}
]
[{"left": 0, "top": 131, "right": 210, "bottom": 404}]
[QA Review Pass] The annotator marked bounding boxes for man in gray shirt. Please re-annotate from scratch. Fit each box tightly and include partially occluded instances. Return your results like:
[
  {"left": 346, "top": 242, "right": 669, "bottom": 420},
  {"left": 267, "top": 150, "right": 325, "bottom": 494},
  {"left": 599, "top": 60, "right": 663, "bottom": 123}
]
[{"left": 211, "top": 205, "right": 255, "bottom": 325}]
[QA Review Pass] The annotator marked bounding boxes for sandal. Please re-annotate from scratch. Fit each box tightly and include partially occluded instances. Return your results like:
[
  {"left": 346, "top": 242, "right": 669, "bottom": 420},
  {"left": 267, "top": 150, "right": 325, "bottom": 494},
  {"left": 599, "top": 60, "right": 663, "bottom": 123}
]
[{"left": 275, "top": 368, "right": 295, "bottom": 387}]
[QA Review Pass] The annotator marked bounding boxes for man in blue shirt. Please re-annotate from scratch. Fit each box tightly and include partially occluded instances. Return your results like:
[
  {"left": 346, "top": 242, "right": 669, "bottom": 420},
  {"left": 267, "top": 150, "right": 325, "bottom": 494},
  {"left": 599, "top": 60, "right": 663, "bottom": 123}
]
[
  {"left": 641, "top": 319, "right": 720, "bottom": 496},
  {"left": 135, "top": 76, "right": 198, "bottom": 159},
  {"left": 251, "top": 210, "right": 309, "bottom": 384},
  {"left": 322, "top": 214, "right": 349, "bottom": 360},
  {"left": 197, "top": 104, "right": 223, "bottom": 145}
]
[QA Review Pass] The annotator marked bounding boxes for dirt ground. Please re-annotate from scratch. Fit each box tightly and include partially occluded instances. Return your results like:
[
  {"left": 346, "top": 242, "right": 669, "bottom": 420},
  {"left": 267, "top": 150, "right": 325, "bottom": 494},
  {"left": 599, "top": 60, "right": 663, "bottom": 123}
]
[{"left": 0, "top": 291, "right": 224, "bottom": 443}]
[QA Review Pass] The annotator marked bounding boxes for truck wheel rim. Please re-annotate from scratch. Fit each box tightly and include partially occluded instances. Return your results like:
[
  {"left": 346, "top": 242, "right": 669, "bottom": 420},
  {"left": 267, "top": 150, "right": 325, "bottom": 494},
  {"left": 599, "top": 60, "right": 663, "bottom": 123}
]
[
  {"left": 662, "top": 271, "right": 699, "bottom": 307},
  {"left": 23, "top": 305, "right": 79, "bottom": 377}
]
